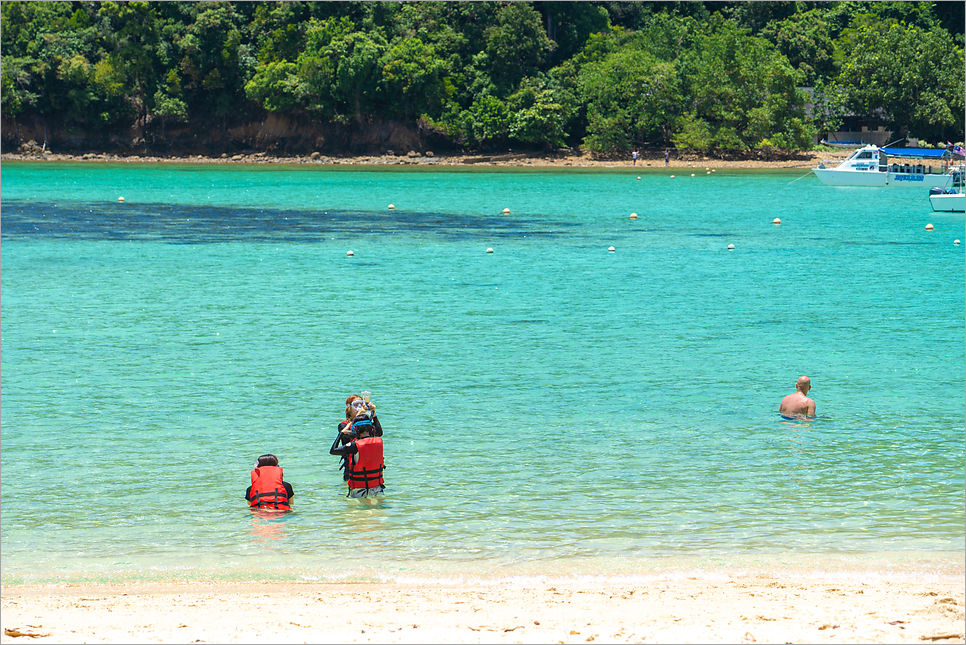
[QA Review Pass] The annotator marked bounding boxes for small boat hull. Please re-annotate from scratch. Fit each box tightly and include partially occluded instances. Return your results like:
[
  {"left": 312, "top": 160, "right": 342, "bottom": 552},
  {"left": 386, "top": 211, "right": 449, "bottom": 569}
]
[
  {"left": 813, "top": 168, "right": 954, "bottom": 188},
  {"left": 929, "top": 193, "right": 965, "bottom": 213}
]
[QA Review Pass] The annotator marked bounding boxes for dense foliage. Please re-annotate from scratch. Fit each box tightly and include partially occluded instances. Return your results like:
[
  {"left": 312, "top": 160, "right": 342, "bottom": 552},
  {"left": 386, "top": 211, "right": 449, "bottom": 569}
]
[{"left": 2, "top": 1, "right": 963, "bottom": 155}]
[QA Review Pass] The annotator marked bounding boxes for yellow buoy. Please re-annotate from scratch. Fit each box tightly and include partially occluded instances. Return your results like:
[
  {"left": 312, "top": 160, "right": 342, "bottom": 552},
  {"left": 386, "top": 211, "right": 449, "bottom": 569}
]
[
  {"left": 118, "top": 197, "right": 125, "bottom": 202},
  {"left": 925, "top": 223, "right": 935, "bottom": 230},
  {"left": 503, "top": 208, "right": 510, "bottom": 214},
  {"left": 773, "top": 218, "right": 781, "bottom": 225},
  {"left": 388, "top": 204, "right": 395, "bottom": 210},
  {"left": 630, "top": 213, "right": 638, "bottom": 219},
  {"left": 670, "top": 175, "right": 675, "bottom": 179}
]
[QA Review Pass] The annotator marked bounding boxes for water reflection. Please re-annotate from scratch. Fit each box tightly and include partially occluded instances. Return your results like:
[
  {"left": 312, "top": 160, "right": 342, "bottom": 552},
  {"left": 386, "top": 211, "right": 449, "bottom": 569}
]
[
  {"left": 248, "top": 508, "right": 292, "bottom": 545},
  {"left": 340, "top": 497, "right": 388, "bottom": 547}
]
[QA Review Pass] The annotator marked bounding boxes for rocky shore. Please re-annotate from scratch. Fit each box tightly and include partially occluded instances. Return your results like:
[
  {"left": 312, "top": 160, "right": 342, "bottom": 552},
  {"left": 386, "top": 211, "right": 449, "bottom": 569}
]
[{"left": 2, "top": 145, "right": 848, "bottom": 169}]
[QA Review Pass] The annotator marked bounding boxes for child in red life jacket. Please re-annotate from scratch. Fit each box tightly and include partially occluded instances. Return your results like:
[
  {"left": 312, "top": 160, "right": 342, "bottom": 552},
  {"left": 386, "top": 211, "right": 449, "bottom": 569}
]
[
  {"left": 331, "top": 396, "right": 385, "bottom": 498},
  {"left": 246, "top": 454, "right": 295, "bottom": 509}
]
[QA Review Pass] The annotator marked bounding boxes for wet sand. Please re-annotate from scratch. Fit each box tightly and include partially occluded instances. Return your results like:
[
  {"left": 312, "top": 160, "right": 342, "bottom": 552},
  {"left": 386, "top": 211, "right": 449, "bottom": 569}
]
[{"left": 2, "top": 576, "right": 963, "bottom": 643}]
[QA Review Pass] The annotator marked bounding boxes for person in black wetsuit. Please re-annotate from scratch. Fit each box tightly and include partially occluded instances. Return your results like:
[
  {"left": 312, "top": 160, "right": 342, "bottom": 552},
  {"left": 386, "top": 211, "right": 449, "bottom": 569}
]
[
  {"left": 331, "top": 394, "right": 384, "bottom": 496},
  {"left": 335, "top": 394, "right": 383, "bottom": 447}
]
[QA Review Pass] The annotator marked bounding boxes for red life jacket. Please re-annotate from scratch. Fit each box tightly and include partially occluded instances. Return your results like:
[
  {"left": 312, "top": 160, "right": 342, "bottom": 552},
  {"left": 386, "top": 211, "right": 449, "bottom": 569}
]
[
  {"left": 347, "top": 436, "right": 384, "bottom": 489},
  {"left": 249, "top": 465, "right": 291, "bottom": 510}
]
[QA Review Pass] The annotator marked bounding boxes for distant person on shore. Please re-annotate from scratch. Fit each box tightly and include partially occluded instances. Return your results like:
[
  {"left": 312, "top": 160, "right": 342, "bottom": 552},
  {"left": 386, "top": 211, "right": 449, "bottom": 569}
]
[
  {"left": 632, "top": 150, "right": 638, "bottom": 165},
  {"left": 330, "top": 398, "right": 385, "bottom": 498},
  {"left": 779, "top": 376, "right": 816, "bottom": 418},
  {"left": 664, "top": 149, "right": 669, "bottom": 166},
  {"left": 246, "top": 454, "right": 294, "bottom": 509}
]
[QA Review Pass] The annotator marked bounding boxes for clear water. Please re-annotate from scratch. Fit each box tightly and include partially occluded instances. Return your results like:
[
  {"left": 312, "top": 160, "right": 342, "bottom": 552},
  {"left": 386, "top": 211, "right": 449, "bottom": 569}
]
[{"left": 2, "top": 162, "right": 963, "bottom": 585}]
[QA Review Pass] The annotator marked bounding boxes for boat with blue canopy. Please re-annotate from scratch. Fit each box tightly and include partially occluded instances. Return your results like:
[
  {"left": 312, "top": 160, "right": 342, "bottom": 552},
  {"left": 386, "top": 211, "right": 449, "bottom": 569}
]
[{"left": 812, "top": 144, "right": 962, "bottom": 187}]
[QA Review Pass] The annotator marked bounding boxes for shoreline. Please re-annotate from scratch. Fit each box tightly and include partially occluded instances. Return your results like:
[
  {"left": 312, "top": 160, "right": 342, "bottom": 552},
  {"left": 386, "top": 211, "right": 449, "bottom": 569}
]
[
  {"left": 0, "top": 149, "right": 849, "bottom": 170},
  {"left": 2, "top": 576, "right": 963, "bottom": 643}
]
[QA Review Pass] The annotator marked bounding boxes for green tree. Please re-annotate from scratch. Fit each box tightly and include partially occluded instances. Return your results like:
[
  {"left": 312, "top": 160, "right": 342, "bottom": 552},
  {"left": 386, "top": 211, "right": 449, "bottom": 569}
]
[
  {"left": 379, "top": 37, "right": 447, "bottom": 121},
  {"left": 244, "top": 61, "right": 301, "bottom": 112},
  {"left": 835, "top": 21, "right": 965, "bottom": 142},
  {"left": 507, "top": 78, "right": 570, "bottom": 147},
  {"left": 98, "top": 1, "right": 163, "bottom": 123},
  {"left": 673, "top": 18, "right": 813, "bottom": 153},
  {"left": 466, "top": 94, "right": 510, "bottom": 145},
  {"left": 153, "top": 90, "right": 187, "bottom": 139},
  {"left": 535, "top": 2, "right": 610, "bottom": 63},
  {"left": 579, "top": 48, "right": 683, "bottom": 152},
  {"left": 329, "top": 29, "right": 387, "bottom": 123},
  {"left": 761, "top": 8, "right": 835, "bottom": 85},
  {"left": 484, "top": 2, "right": 552, "bottom": 95},
  {"left": 178, "top": 3, "right": 254, "bottom": 119},
  {"left": 249, "top": 1, "right": 310, "bottom": 64}
]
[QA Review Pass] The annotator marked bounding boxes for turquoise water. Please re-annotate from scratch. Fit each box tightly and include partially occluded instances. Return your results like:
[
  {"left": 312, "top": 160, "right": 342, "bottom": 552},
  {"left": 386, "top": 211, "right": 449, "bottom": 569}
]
[{"left": 2, "top": 162, "right": 963, "bottom": 585}]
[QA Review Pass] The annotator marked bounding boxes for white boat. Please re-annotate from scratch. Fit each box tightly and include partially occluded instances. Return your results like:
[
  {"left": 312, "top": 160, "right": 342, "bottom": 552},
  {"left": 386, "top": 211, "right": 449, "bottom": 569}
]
[
  {"left": 929, "top": 175, "right": 965, "bottom": 213},
  {"left": 812, "top": 144, "right": 960, "bottom": 187},
  {"left": 819, "top": 139, "right": 865, "bottom": 149}
]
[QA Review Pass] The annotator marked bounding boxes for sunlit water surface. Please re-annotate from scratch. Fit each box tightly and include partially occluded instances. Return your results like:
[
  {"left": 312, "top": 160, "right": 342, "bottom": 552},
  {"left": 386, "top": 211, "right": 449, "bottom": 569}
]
[{"left": 2, "top": 162, "right": 963, "bottom": 585}]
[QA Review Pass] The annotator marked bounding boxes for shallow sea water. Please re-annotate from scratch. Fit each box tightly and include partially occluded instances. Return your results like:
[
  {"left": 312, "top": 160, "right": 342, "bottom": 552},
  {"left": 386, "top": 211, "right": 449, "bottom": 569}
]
[{"left": 2, "top": 162, "right": 963, "bottom": 585}]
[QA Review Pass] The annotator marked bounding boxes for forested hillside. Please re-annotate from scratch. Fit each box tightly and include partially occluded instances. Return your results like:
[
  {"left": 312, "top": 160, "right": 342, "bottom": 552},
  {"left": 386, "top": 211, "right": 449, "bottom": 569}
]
[{"left": 2, "top": 1, "right": 963, "bottom": 156}]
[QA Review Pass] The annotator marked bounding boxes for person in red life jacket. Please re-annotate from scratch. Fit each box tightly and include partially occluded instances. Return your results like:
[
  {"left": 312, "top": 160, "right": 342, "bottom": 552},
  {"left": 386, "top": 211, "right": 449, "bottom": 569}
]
[
  {"left": 246, "top": 454, "right": 295, "bottom": 509},
  {"left": 331, "top": 400, "right": 385, "bottom": 498},
  {"left": 333, "top": 394, "right": 384, "bottom": 477}
]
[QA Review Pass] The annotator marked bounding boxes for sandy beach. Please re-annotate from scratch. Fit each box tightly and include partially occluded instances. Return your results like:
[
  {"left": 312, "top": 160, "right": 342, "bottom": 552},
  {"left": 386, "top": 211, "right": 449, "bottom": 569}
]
[
  {"left": 2, "top": 576, "right": 963, "bottom": 644},
  {"left": 0, "top": 148, "right": 849, "bottom": 170}
]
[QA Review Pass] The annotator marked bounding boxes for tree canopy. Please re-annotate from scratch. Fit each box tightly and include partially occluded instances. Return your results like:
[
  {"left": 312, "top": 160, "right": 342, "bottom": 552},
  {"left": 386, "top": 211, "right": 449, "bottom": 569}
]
[{"left": 2, "top": 1, "right": 962, "bottom": 155}]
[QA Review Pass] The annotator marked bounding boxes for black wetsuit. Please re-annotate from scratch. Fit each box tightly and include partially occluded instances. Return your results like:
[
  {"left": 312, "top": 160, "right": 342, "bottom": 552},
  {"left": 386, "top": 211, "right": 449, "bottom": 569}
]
[
  {"left": 333, "top": 415, "right": 382, "bottom": 479},
  {"left": 336, "top": 415, "right": 383, "bottom": 443}
]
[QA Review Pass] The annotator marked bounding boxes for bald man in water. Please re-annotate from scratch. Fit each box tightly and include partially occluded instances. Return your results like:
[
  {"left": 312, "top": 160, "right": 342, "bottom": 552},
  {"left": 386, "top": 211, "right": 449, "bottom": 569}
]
[{"left": 779, "top": 376, "right": 816, "bottom": 418}]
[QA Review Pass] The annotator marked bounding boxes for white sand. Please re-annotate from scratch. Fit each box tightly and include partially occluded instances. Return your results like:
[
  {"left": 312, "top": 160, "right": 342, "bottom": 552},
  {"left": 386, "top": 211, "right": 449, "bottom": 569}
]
[{"left": 2, "top": 576, "right": 963, "bottom": 643}]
